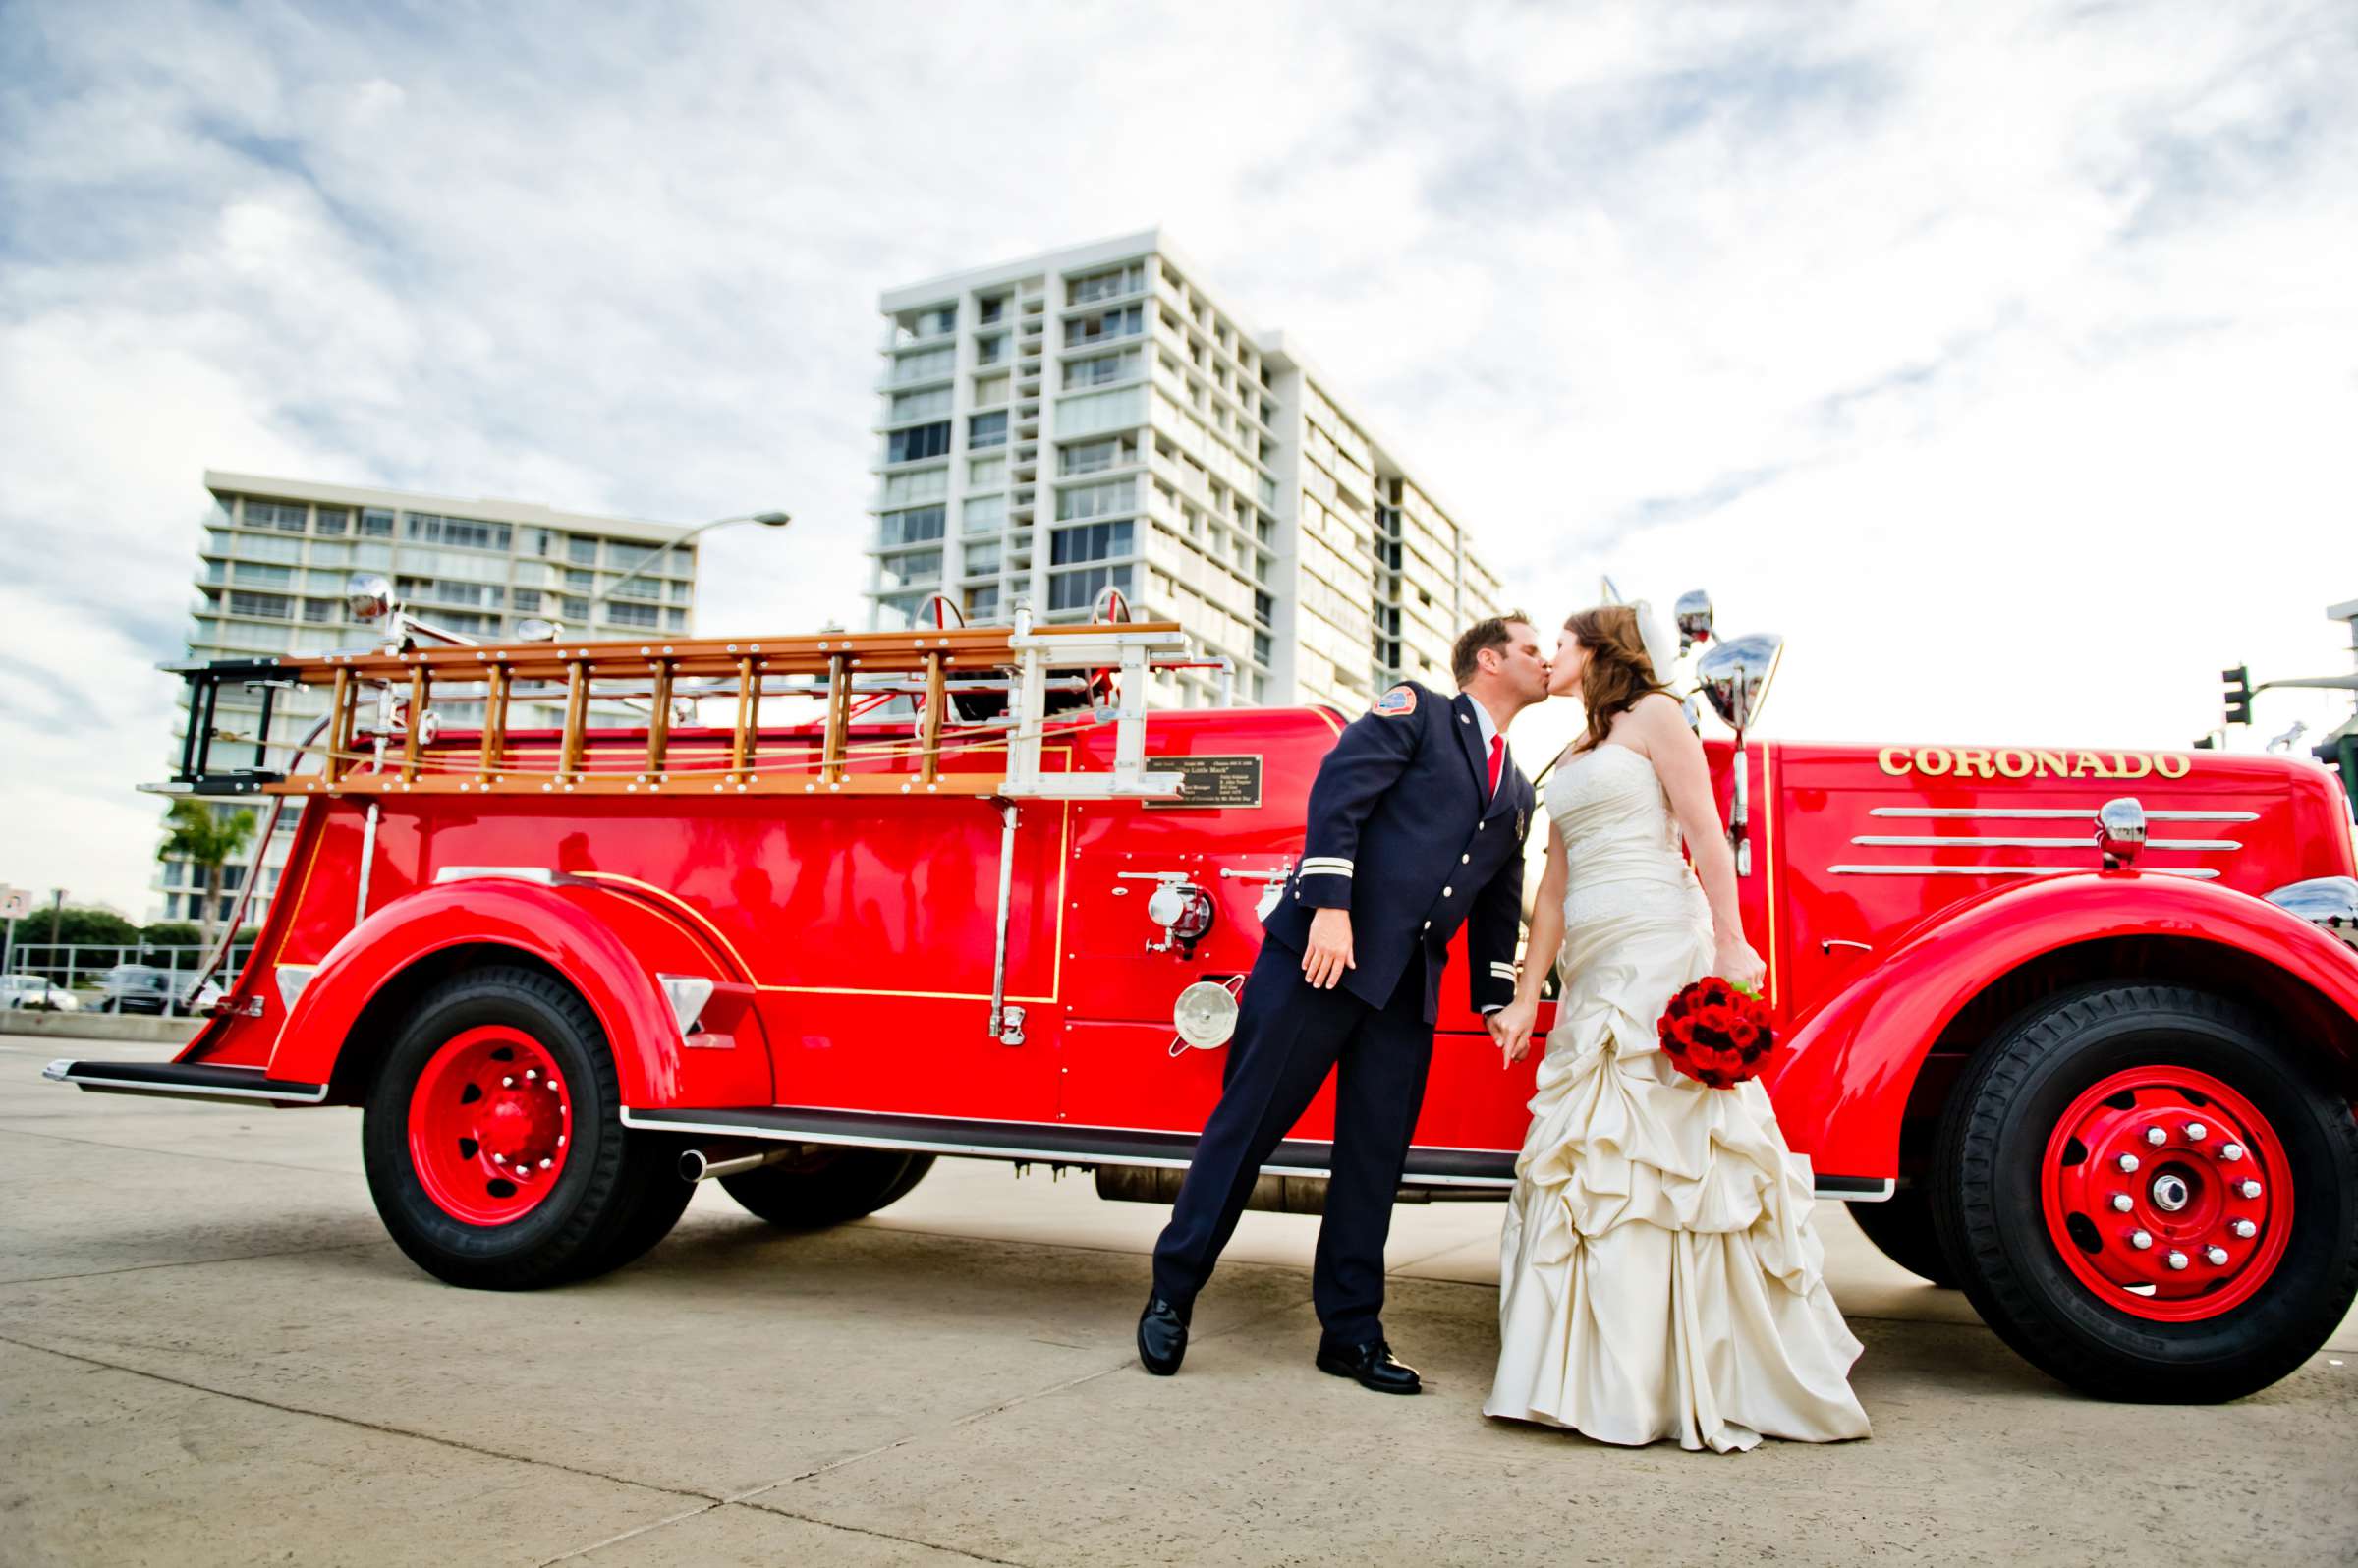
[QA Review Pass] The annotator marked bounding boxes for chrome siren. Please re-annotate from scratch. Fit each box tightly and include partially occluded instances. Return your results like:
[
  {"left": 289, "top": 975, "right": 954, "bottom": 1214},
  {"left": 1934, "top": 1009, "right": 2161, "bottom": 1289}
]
[
  {"left": 1674, "top": 589, "right": 1714, "bottom": 653},
  {"left": 346, "top": 572, "right": 394, "bottom": 622}
]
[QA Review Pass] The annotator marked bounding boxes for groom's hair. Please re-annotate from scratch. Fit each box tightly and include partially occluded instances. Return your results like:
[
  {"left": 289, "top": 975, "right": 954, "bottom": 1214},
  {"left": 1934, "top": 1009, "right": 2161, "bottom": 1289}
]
[{"left": 1452, "top": 611, "right": 1531, "bottom": 687}]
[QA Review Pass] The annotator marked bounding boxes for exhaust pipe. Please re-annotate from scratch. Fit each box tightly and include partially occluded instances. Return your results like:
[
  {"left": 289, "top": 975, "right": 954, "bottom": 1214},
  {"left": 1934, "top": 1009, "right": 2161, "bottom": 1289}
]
[{"left": 680, "top": 1146, "right": 800, "bottom": 1183}]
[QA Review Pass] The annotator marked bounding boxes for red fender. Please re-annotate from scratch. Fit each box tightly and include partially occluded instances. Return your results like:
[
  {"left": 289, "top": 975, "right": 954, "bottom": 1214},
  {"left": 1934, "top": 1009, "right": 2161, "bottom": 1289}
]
[
  {"left": 1771, "top": 871, "right": 2358, "bottom": 1177},
  {"left": 266, "top": 878, "right": 770, "bottom": 1107}
]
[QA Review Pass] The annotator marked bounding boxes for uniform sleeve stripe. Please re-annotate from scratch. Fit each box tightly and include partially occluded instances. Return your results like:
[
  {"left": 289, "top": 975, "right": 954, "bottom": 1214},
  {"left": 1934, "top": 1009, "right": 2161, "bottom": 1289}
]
[
  {"left": 1488, "top": 963, "right": 1518, "bottom": 978},
  {"left": 1297, "top": 858, "right": 1355, "bottom": 876}
]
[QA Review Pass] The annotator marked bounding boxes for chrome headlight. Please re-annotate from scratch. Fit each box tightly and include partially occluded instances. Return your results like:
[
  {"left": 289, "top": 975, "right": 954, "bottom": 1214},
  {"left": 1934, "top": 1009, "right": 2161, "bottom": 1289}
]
[
  {"left": 1172, "top": 980, "right": 1239, "bottom": 1049},
  {"left": 2266, "top": 876, "right": 2358, "bottom": 948},
  {"left": 1696, "top": 633, "right": 1783, "bottom": 732}
]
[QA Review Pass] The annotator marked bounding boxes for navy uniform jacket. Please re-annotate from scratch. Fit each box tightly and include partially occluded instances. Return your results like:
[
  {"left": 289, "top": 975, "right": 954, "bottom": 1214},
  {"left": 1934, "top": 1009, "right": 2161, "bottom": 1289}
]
[{"left": 1262, "top": 682, "right": 1534, "bottom": 1024}]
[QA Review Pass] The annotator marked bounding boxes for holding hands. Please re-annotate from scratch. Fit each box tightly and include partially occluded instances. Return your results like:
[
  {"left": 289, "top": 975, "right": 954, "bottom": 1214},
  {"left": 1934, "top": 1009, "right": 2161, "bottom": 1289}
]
[{"left": 1488, "top": 998, "right": 1539, "bottom": 1065}]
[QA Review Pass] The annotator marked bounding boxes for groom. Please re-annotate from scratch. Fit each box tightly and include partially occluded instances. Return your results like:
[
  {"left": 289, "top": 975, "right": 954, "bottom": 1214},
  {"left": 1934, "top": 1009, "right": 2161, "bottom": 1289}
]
[{"left": 1140, "top": 614, "right": 1548, "bottom": 1392}]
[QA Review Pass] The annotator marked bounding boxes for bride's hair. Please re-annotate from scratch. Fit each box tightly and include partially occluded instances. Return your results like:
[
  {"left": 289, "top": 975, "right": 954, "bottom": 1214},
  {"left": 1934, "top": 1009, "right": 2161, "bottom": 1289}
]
[{"left": 1565, "top": 605, "right": 1673, "bottom": 755}]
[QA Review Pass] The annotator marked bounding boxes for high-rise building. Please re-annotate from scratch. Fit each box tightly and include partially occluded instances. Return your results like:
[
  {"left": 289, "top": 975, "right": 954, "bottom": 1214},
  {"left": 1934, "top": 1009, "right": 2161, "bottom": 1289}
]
[
  {"left": 867, "top": 231, "right": 1501, "bottom": 710},
  {"left": 162, "top": 472, "right": 701, "bottom": 925}
]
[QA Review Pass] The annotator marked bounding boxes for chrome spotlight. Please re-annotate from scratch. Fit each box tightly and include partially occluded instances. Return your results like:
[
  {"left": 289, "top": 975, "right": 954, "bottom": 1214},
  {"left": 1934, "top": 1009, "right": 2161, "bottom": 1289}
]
[
  {"left": 1674, "top": 589, "right": 1713, "bottom": 652},
  {"left": 2095, "top": 799, "right": 2148, "bottom": 870},
  {"left": 1696, "top": 634, "right": 1783, "bottom": 732},
  {"left": 346, "top": 573, "right": 393, "bottom": 622},
  {"left": 513, "top": 617, "right": 564, "bottom": 644}
]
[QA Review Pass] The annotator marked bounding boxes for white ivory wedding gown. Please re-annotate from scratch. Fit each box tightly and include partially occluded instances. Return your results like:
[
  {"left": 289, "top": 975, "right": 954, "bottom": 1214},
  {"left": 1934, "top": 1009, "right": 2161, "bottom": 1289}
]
[{"left": 1485, "top": 744, "right": 1870, "bottom": 1452}]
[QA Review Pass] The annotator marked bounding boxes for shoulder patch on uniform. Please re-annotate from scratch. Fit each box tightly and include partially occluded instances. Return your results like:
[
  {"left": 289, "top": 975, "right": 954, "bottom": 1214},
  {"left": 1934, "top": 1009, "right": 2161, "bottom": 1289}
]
[{"left": 1373, "top": 684, "right": 1418, "bottom": 718}]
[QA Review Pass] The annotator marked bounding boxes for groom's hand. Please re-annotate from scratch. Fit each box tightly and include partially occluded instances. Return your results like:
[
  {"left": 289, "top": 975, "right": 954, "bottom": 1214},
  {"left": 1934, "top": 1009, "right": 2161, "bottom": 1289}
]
[
  {"left": 1302, "top": 908, "right": 1356, "bottom": 989},
  {"left": 1488, "top": 998, "right": 1538, "bottom": 1064}
]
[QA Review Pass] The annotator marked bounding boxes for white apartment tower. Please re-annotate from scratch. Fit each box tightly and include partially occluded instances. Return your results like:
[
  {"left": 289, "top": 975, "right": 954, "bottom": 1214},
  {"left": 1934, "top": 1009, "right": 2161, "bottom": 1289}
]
[
  {"left": 165, "top": 472, "right": 702, "bottom": 926},
  {"left": 866, "top": 231, "right": 1502, "bottom": 710}
]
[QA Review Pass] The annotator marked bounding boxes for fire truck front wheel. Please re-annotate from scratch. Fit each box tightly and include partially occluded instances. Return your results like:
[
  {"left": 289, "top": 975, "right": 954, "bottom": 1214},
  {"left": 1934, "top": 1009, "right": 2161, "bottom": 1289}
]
[
  {"left": 719, "top": 1148, "right": 936, "bottom": 1229},
  {"left": 362, "top": 965, "right": 693, "bottom": 1290},
  {"left": 1934, "top": 982, "right": 2358, "bottom": 1403}
]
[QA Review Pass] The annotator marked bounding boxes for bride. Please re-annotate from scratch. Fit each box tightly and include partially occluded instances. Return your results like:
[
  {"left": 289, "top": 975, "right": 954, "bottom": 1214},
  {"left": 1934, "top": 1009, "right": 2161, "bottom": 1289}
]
[{"left": 1481, "top": 603, "right": 1869, "bottom": 1452}]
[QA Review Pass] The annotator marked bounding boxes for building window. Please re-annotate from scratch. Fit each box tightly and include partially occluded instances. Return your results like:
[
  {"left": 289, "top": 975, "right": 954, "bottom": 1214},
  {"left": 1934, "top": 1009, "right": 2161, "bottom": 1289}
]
[
  {"left": 1052, "top": 520, "right": 1133, "bottom": 566},
  {"left": 360, "top": 508, "right": 395, "bottom": 537},
  {"left": 1059, "top": 436, "right": 1136, "bottom": 476},
  {"left": 1067, "top": 263, "right": 1145, "bottom": 306},
  {"left": 603, "top": 601, "right": 660, "bottom": 628},
  {"left": 967, "top": 411, "right": 1008, "bottom": 450},
  {"left": 880, "top": 467, "right": 948, "bottom": 505},
  {"left": 397, "top": 577, "right": 503, "bottom": 608},
  {"left": 888, "top": 386, "right": 952, "bottom": 423},
  {"left": 303, "top": 598, "right": 338, "bottom": 623},
  {"left": 975, "top": 334, "right": 1007, "bottom": 366},
  {"left": 1064, "top": 304, "right": 1143, "bottom": 348},
  {"left": 888, "top": 421, "right": 952, "bottom": 464},
  {"left": 245, "top": 499, "right": 309, "bottom": 532},
  {"left": 974, "top": 373, "right": 1009, "bottom": 408},
  {"left": 405, "top": 513, "right": 512, "bottom": 551},
  {"left": 964, "top": 583, "right": 1001, "bottom": 619},
  {"left": 970, "top": 455, "right": 1007, "bottom": 487},
  {"left": 230, "top": 561, "right": 294, "bottom": 588},
  {"left": 1061, "top": 348, "right": 1139, "bottom": 390},
  {"left": 963, "top": 540, "right": 1002, "bottom": 575},
  {"left": 513, "top": 588, "right": 542, "bottom": 613},
  {"left": 1056, "top": 477, "right": 1135, "bottom": 523},
  {"left": 562, "top": 567, "right": 594, "bottom": 591},
  {"left": 875, "top": 590, "right": 932, "bottom": 630},
  {"left": 878, "top": 549, "right": 942, "bottom": 591},
  {"left": 891, "top": 345, "right": 954, "bottom": 384},
  {"left": 979, "top": 295, "right": 1006, "bottom": 325},
  {"left": 879, "top": 505, "right": 946, "bottom": 547},
  {"left": 314, "top": 506, "right": 351, "bottom": 536},
  {"left": 963, "top": 493, "right": 1006, "bottom": 534},
  {"left": 560, "top": 596, "right": 589, "bottom": 622},
  {"left": 1047, "top": 562, "right": 1133, "bottom": 613},
  {"left": 227, "top": 590, "right": 294, "bottom": 619}
]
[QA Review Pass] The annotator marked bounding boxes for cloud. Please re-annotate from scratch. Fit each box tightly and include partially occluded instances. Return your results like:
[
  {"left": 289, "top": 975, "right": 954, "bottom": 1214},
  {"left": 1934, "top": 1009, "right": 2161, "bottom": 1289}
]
[{"left": 2, "top": 0, "right": 2354, "bottom": 912}]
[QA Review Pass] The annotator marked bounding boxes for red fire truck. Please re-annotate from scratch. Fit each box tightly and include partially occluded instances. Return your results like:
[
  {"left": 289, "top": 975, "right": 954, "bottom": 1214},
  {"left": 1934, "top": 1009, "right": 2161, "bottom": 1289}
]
[{"left": 49, "top": 586, "right": 2358, "bottom": 1403}]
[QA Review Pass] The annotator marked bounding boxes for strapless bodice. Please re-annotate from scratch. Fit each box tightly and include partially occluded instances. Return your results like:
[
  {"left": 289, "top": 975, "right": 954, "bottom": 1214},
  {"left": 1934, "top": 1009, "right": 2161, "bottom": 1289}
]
[{"left": 1544, "top": 744, "right": 1704, "bottom": 928}]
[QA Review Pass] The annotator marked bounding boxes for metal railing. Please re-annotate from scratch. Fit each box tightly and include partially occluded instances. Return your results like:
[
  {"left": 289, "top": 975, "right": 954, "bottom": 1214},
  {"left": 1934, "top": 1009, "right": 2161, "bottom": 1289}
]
[{"left": 0, "top": 943, "right": 253, "bottom": 1017}]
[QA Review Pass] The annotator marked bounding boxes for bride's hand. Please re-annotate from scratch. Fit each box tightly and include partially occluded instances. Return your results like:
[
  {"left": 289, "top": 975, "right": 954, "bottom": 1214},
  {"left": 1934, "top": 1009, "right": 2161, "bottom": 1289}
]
[
  {"left": 1488, "top": 998, "right": 1539, "bottom": 1064},
  {"left": 1714, "top": 936, "right": 1767, "bottom": 993}
]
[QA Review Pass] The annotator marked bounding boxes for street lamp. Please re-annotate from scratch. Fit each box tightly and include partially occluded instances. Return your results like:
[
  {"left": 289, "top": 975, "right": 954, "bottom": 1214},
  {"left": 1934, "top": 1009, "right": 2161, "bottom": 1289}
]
[{"left": 590, "top": 510, "right": 793, "bottom": 611}]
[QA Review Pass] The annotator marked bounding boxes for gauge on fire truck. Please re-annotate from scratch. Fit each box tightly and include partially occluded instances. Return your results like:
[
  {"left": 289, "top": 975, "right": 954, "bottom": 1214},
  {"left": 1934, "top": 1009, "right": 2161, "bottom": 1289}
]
[{"left": 1172, "top": 979, "right": 1241, "bottom": 1050}]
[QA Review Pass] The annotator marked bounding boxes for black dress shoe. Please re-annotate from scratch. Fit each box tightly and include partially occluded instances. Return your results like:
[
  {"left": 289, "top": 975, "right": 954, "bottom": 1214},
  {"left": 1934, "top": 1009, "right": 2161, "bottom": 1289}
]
[
  {"left": 1138, "top": 1295, "right": 1190, "bottom": 1376},
  {"left": 1315, "top": 1338, "right": 1421, "bottom": 1394}
]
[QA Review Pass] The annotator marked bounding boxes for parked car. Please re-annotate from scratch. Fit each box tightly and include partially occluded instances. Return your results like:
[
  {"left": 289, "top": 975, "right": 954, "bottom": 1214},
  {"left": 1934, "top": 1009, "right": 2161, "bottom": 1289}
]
[
  {"left": 96, "top": 965, "right": 176, "bottom": 1014},
  {"left": 1, "top": 975, "right": 80, "bottom": 1011}
]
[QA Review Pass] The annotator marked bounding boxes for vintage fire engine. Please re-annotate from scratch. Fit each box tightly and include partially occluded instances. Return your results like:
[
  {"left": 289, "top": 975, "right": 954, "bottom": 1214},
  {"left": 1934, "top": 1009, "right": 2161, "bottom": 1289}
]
[{"left": 48, "top": 581, "right": 2358, "bottom": 1404}]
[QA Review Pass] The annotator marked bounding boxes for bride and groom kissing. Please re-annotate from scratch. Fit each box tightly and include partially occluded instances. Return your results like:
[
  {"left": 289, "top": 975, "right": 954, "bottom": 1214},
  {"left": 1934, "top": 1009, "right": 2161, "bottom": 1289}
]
[{"left": 1136, "top": 606, "right": 1869, "bottom": 1453}]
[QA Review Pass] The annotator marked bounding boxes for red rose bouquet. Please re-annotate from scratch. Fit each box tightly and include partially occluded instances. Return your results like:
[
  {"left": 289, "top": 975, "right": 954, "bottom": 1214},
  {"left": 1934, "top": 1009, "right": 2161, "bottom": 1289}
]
[{"left": 1656, "top": 976, "right": 1775, "bottom": 1089}]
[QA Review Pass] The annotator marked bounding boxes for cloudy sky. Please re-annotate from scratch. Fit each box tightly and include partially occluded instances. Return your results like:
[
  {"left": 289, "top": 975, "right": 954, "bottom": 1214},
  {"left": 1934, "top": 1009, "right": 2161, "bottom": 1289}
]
[{"left": 3, "top": 0, "right": 2353, "bottom": 916}]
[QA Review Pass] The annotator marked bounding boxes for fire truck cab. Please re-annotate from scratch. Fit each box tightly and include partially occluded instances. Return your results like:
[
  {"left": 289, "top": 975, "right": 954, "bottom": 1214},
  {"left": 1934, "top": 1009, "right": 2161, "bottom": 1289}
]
[{"left": 48, "top": 585, "right": 2358, "bottom": 1403}]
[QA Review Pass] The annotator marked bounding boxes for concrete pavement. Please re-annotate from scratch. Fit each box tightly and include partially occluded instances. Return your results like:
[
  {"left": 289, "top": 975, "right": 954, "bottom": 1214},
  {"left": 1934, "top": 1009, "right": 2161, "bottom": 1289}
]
[{"left": 4, "top": 1034, "right": 2355, "bottom": 1566}]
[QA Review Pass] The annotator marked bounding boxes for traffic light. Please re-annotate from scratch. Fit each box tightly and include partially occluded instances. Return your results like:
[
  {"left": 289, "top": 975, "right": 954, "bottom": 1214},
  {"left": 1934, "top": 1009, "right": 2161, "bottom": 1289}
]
[{"left": 2222, "top": 664, "right": 2253, "bottom": 727}]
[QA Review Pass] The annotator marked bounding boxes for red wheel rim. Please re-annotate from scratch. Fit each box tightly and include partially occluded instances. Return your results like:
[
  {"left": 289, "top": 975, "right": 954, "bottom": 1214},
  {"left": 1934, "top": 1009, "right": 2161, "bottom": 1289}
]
[
  {"left": 406, "top": 1026, "right": 574, "bottom": 1225},
  {"left": 2040, "top": 1065, "right": 2292, "bottom": 1321}
]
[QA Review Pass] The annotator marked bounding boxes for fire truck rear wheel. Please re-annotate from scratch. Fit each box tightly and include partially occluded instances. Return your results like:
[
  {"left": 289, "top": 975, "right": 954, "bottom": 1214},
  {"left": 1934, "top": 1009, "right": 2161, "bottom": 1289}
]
[
  {"left": 718, "top": 1148, "right": 936, "bottom": 1228},
  {"left": 1933, "top": 981, "right": 2358, "bottom": 1403},
  {"left": 362, "top": 964, "right": 692, "bottom": 1290},
  {"left": 1843, "top": 1190, "right": 1960, "bottom": 1288}
]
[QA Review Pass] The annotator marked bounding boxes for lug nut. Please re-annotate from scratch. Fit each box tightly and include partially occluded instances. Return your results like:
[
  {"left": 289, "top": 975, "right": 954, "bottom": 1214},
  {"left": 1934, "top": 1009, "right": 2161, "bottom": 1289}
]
[
  {"left": 2205, "top": 1246, "right": 2229, "bottom": 1266},
  {"left": 2219, "top": 1143, "right": 2245, "bottom": 1162},
  {"left": 2110, "top": 1194, "right": 2133, "bottom": 1212},
  {"left": 545, "top": 1080, "right": 559, "bottom": 1092},
  {"left": 525, "top": 1068, "right": 538, "bottom": 1081},
  {"left": 2237, "top": 1179, "right": 2263, "bottom": 1200},
  {"left": 2117, "top": 1153, "right": 2141, "bottom": 1173},
  {"left": 2130, "top": 1230, "right": 2153, "bottom": 1250},
  {"left": 2144, "top": 1127, "right": 2166, "bottom": 1147},
  {"left": 492, "top": 1153, "right": 506, "bottom": 1164},
  {"left": 502, "top": 1076, "right": 514, "bottom": 1088},
  {"left": 2231, "top": 1219, "right": 2257, "bottom": 1239},
  {"left": 2183, "top": 1122, "right": 2208, "bottom": 1141},
  {"left": 539, "top": 1157, "right": 552, "bottom": 1169},
  {"left": 2165, "top": 1251, "right": 2188, "bottom": 1270}
]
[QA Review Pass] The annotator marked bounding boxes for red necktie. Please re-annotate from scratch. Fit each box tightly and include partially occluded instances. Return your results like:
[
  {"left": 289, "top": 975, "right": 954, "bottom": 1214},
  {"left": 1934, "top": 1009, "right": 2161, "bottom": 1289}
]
[{"left": 1487, "top": 734, "right": 1505, "bottom": 800}]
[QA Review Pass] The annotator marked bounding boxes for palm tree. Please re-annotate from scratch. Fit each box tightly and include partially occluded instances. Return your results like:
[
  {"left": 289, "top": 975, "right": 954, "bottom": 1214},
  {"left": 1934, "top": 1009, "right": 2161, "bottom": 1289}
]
[{"left": 158, "top": 800, "right": 256, "bottom": 953}]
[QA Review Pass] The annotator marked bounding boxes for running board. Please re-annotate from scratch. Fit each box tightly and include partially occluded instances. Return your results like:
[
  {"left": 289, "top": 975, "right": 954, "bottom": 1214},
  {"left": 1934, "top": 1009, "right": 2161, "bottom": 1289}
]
[
  {"left": 622, "top": 1105, "right": 1891, "bottom": 1200},
  {"left": 44, "top": 1058, "right": 329, "bottom": 1106}
]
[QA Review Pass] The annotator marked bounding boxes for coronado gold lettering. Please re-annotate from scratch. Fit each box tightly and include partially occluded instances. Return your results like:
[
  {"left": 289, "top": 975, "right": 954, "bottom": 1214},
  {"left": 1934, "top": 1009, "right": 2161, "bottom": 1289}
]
[{"left": 1878, "top": 748, "right": 2194, "bottom": 781}]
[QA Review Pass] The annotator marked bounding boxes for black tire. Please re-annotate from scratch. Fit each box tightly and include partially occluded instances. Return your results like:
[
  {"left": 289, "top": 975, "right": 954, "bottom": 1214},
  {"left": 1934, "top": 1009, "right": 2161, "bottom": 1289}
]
[
  {"left": 362, "top": 964, "right": 688, "bottom": 1289},
  {"left": 719, "top": 1147, "right": 936, "bottom": 1228},
  {"left": 1846, "top": 1189, "right": 1960, "bottom": 1288},
  {"left": 1932, "top": 982, "right": 2358, "bottom": 1403}
]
